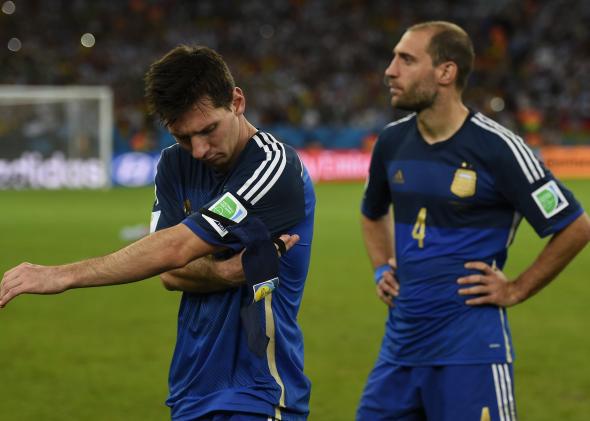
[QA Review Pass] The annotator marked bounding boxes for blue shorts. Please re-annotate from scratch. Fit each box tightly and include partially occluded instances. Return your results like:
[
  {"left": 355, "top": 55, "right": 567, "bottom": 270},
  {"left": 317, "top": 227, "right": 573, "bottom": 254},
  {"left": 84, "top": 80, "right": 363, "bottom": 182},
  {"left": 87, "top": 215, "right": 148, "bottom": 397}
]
[
  {"left": 197, "top": 412, "right": 276, "bottom": 421},
  {"left": 357, "top": 360, "right": 517, "bottom": 421}
]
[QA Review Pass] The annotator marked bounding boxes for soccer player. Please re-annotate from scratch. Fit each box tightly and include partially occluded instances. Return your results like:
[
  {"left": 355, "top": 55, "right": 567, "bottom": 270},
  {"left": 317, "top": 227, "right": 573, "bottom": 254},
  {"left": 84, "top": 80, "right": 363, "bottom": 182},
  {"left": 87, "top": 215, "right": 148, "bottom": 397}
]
[
  {"left": 0, "top": 46, "right": 315, "bottom": 421},
  {"left": 358, "top": 21, "right": 590, "bottom": 420}
]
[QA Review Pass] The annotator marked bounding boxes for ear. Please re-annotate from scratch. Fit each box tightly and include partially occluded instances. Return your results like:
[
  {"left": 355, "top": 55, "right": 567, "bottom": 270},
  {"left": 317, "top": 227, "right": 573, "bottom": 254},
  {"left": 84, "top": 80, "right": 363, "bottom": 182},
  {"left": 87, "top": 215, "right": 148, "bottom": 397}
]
[
  {"left": 437, "top": 62, "right": 458, "bottom": 87},
  {"left": 232, "top": 87, "right": 246, "bottom": 115}
]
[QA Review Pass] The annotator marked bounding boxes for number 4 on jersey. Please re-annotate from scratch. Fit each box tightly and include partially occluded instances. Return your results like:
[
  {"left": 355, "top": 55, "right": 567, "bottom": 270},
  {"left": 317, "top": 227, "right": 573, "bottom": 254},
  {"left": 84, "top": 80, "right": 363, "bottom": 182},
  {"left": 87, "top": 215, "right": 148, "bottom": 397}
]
[{"left": 412, "top": 207, "right": 427, "bottom": 248}]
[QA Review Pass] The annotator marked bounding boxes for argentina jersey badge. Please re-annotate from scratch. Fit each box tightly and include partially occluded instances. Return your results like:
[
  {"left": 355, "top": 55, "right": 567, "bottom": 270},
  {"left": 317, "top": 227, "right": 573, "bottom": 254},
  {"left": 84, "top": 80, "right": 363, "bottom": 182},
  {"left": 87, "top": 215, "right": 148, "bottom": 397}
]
[{"left": 450, "top": 163, "right": 477, "bottom": 198}]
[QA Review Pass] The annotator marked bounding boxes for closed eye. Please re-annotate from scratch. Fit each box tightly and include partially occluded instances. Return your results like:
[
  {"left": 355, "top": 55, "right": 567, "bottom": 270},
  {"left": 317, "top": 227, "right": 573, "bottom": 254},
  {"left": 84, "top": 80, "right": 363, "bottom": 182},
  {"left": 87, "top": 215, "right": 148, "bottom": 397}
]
[
  {"left": 171, "top": 123, "right": 218, "bottom": 145},
  {"left": 398, "top": 52, "right": 414, "bottom": 64},
  {"left": 199, "top": 124, "right": 217, "bottom": 135}
]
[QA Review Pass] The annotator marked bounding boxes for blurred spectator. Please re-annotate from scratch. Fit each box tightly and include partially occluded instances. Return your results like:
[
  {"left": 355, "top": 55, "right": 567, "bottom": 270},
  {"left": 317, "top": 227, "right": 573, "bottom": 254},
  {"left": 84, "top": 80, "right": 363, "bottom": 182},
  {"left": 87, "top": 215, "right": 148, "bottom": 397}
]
[{"left": 1, "top": 0, "right": 589, "bottom": 149}]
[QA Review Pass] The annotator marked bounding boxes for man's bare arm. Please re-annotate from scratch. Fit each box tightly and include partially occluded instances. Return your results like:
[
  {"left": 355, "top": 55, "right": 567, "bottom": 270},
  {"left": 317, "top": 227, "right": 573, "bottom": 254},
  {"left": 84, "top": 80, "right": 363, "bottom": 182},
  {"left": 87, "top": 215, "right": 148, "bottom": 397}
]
[
  {"left": 361, "top": 211, "right": 394, "bottom": 268},
  {"left": 458, "top": 212, "right": 590, "bottom": 306},
  {"left": 361, "top": 210, "right": 399, "bottom": 307},
  {"left": 161, "top": 253, "right": 245, "bottom": 293},
  {"left": 0, "top": 224, "right": 216, "bottom": 307},
  {"left": 160, "top": 233, "right": 300, "bottom": 293}
]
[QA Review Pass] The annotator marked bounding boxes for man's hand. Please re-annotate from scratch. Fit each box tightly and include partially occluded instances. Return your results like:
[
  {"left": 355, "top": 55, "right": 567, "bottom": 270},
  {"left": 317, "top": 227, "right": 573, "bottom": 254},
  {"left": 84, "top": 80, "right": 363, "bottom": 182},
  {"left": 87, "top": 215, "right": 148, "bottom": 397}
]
[
  {"left": 210, "top": 233, "right": 300, "bottom": 282},
  {"left": 457, "top": 261, "right": 521, "bottom": 307},
  {"left": 0, "top": 263, "right": 70, "bottom": 308},
  {"left": 376, "top": 258, "right": 399, "bottom": 308},
  {"left": 276, "top": 233, "right": 300, "bottom": 255},
  {"left": 161, "top": 233, "right": 300, "bottom": 293}
]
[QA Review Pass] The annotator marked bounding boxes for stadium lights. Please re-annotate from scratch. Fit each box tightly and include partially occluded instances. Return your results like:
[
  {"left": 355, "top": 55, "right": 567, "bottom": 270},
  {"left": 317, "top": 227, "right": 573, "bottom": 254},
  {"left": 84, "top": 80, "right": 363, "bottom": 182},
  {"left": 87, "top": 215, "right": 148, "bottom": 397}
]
[
  {"left": 490, "top": 96, "right": 505, "bottom": 112},
  {"left": 1, "top": 1, "right": 15, "bottom": 15},
  {"left": 7, "top": 37, "right": 21, "bottom": 52},
  {"left": 81, "top": 33, "right": 96, "bottom": 48},
  {"left": 259, "top": 24, "right": 275, "bottom": 39}
]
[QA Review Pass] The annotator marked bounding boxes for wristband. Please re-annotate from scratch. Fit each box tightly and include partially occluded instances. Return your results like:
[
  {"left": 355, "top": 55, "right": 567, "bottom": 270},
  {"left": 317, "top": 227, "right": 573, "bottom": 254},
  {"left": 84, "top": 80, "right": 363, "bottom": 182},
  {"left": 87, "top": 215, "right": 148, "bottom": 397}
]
[
  {"left": 374, "top": 264, "right": 391, "bottom": 284},
  {"left": 273, "top": 237, "right": 287, "bottom": 256}
]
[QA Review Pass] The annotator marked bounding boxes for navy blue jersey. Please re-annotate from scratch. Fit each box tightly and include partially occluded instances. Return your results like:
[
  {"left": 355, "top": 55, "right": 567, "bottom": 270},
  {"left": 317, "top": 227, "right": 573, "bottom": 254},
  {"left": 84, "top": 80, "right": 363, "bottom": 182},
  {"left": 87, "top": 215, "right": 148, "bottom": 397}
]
[
  {"left": 362, "top": 112, "right": 583, "bottom": 365},
  {"left": 151, "top": 131, "right": 315, "bottom": 420}
]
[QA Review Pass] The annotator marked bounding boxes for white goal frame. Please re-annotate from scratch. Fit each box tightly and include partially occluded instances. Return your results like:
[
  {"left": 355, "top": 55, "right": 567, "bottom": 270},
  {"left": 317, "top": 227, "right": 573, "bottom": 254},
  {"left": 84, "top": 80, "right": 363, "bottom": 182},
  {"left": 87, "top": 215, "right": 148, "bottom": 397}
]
[{"left": 0, "top": 85, "right": 113, "bottom": 188}]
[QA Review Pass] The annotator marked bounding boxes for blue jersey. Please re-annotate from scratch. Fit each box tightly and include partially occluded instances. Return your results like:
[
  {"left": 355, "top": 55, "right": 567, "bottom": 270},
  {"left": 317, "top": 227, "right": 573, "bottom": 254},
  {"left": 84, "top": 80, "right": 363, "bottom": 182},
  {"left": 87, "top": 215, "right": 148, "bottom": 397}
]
[
  {"left": 362, "top": 112, "right": 583, "bottom": 365},
  {"left": 151, "top": 131, "right": 315, "bottom": 420}
]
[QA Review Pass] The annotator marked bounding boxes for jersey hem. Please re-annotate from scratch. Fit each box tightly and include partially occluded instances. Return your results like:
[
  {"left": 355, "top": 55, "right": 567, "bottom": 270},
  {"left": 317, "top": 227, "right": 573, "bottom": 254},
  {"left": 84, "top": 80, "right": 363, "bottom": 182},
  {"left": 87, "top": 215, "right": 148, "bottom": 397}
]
[
  {"left": 170, "top": 401, "right": 308, "bottom": 421},
  {"left": 385, "top": 357, "right": 515, "bottom": 366}
]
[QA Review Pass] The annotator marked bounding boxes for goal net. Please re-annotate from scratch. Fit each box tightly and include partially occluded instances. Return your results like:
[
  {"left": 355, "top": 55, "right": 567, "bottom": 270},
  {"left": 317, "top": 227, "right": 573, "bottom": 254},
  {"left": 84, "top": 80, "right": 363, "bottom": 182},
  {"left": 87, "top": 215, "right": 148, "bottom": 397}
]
[{"left": 0, "top": 85, "right": 113, "bottom": 189}]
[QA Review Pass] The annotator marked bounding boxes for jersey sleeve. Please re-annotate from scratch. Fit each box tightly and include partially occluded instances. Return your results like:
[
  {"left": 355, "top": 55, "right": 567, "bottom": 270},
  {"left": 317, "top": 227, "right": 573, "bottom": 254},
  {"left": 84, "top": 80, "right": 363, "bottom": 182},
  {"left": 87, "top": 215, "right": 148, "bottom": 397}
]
[
  {"left": 150, "top": 148, "right": 185, "bottom": 233},
  {"left": 182, "top": 137, "right": 306, "bottom": 251},
  {"left": 361, "top": 132, "right": 393, "bottom": 219},
  {"left": 492, "top": 138, "right": 583, "bottom": 238}
]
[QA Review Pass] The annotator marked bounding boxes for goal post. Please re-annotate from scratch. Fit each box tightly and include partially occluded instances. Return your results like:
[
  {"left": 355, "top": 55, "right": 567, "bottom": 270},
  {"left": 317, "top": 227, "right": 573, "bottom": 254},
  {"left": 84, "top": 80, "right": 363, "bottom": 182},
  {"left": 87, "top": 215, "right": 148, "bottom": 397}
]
[{"left": 0, "top": 85, "right": 113, "bottom": 189}]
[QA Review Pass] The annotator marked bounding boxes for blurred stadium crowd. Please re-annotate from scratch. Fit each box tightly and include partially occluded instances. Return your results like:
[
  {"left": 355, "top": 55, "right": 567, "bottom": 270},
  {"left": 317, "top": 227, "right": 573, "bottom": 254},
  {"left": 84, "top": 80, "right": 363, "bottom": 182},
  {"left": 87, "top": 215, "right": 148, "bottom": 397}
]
[{"left": 1, "top": 0, "right": 590, "bottom": 151}]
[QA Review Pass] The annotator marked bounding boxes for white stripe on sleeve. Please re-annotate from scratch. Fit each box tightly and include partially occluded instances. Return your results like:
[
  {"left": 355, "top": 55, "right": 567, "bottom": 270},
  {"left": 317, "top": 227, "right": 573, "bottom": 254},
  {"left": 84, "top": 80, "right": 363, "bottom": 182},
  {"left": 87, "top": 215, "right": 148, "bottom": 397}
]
[
  {"left": 476, "top": 113, "right": 544, "bottom": 179},
  {"left": 250, "top": 134, "right": 287, "bottom": 205},
  {"left": 237, "top": 134, "right": 271, "bottom": 196},
  {"left": 240, "top": 132, "right": 285, "bottom": 203},
  {"left": 472, "top": 115, "right": 536, "bottom": 184}
]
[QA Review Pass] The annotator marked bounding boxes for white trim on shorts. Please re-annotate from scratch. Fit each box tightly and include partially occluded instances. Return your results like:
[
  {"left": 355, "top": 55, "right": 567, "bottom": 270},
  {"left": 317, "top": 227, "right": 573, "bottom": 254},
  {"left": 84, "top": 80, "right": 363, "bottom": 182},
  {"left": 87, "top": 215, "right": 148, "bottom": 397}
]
[{"left": 492, "top": 363, "right": 517, "bottom": 421}]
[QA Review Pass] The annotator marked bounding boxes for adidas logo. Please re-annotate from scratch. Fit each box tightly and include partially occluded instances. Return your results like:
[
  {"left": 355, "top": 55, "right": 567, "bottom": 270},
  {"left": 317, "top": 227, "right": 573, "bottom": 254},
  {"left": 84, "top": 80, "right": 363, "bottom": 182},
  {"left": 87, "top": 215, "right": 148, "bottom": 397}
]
[{"left": 393, "top": 170, "right": 404, "bottom": 184}]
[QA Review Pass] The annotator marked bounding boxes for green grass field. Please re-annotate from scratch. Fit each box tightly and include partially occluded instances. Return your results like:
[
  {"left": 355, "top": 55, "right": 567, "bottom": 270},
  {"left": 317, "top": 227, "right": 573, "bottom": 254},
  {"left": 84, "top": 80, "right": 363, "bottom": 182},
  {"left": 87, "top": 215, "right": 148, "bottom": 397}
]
[{"left": 1, "top": 181, "right": 589, "bottom": 420}]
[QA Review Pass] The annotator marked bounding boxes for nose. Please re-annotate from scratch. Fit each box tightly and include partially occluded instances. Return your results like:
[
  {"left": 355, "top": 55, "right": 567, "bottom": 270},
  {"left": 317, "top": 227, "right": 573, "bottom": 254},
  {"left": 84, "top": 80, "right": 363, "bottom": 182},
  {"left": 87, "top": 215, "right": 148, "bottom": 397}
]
[
  {"left": 190, "top": 136, "right": 210, "bottom": 160},
  {"left": 384, "top": 57, "right": 399, "bottom": 82}
]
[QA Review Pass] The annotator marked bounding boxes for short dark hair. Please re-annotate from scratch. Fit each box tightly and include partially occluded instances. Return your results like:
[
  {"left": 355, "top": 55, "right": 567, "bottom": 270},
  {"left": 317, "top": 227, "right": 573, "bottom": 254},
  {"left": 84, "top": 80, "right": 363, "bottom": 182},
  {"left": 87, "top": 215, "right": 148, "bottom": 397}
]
[
  {"left": 408, "top": 21, "right": 474, "bottom": 90},
  {"left": 144, "top": 45, "right": 235, "bottom": 126}
]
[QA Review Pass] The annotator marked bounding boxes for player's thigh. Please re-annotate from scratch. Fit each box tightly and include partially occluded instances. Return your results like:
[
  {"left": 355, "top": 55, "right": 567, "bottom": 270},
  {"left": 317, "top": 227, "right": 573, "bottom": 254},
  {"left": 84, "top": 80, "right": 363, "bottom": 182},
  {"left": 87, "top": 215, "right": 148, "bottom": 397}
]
[
  {"left": 356, "top": 359, "right": 426, "bottom": 421},
  {"left": 423, "top": 363, "right": 517, "bottom": 421}
]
